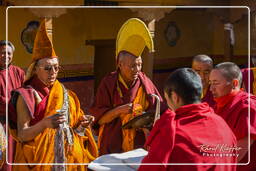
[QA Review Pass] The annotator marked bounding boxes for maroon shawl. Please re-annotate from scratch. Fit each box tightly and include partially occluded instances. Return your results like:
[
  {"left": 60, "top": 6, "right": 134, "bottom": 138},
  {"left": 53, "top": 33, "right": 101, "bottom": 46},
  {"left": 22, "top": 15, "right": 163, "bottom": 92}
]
[
  {"left": 9, "top": 76, "right": 49, "bottom": 129},
  {"left": 89, "top": 71, "right": 166, "bottom": 155},
  {"left": 202, "top": 87, "right": 215, "bottom": 108},
  {"left": 241, "top": 67, "right": 255, "bottom": 94}
]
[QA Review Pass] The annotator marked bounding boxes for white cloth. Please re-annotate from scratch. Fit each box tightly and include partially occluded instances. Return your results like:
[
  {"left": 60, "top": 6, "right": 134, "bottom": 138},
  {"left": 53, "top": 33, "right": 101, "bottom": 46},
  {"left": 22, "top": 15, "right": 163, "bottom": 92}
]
[{"left": 88, "top": 148, "right": 148, "bottom": 171}]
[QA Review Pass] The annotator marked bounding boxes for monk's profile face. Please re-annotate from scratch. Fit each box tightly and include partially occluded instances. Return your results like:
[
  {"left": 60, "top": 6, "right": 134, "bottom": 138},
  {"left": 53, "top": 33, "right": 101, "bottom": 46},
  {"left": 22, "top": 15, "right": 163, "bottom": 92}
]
[
  {"left": 119, "top": 54, "right": 142, "bottom": 85},
  {"left": 0, "top": 45, "right": 13, "bottom": 68},
  {"left": 209, "top": 69, "right": 233, "bottom": 98},
  {"left": 35, "top": 58, "right": 59, "bottom": 87},
  {"left": 192, "top": 61, "right": 212, "bottom": 89}
]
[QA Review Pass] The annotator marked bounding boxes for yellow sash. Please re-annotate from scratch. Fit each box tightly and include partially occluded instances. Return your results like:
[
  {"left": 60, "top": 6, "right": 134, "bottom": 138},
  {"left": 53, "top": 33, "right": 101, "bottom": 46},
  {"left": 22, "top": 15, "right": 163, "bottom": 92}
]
[
  {"left": 0, "top": 123, "right": 5, "bottom": 169},
  {"left": 13, "top": 80, "right": 98, "bottom": 171},
  {"left": 252, "top": 68, "right": 256, "bottom": 95},
  {"left": 120, "top": 86, "right": 149, "bottom": 152},
  {"left": 97, "top": 75, "right": 149, "bottom": 153}
]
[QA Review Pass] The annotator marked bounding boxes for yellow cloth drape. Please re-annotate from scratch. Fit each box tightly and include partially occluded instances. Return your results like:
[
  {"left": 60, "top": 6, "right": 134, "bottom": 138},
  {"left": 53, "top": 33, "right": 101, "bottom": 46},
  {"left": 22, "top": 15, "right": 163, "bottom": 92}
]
[
  {"left": 97, "top": 75, "right": 149, "bottom": 153},
  {"left": 0, "top": 123, "right": 6, "bottom": 169},
  {"left": 120, "top": 86, "right": 149, "bottom": 152},
  {"left": 201, "top": 86, "right": 209, "bottom": 99},
  {"left": 252, "top": 68, "right": 256, "bottom": 95},
  {"left": 13, "top": 80, "right": 98, "bottom": 171}
]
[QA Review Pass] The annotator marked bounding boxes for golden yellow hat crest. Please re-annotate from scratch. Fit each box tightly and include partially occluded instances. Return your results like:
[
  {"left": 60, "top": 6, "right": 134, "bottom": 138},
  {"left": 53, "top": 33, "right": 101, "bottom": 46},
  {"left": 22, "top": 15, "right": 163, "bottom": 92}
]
[
  {"left": 32, "top": 19, "right": 57, "bottom": 61},
  {"left": 116, "top": 18, "right": 154, "bottom": 58}
]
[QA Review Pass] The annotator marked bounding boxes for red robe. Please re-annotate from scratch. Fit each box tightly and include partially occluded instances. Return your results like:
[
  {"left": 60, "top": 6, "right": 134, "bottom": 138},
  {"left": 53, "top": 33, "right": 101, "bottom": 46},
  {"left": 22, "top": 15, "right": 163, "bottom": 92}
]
[
  {"left": 89, "top": 71, "right": 166, "bottom": 155},
  {"left": 214, "top": 91, "right": 256, "bottom": 171},
  {"left": 139, "top": 103, "right": 237, "bottom": 171},
  {"left": 0, "top": 65, "right": 24, "bottom": 120},
  {"left": 0, "top": 65, "right": 24, "bottom": 171}
]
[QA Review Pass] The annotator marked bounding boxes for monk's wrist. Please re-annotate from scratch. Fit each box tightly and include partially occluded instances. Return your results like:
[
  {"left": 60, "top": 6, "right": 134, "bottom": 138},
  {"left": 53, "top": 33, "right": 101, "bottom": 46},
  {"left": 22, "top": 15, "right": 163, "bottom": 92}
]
[
  {"left": 41, "top": 118, "right": 49, "bottom": 130},
  {"left": 74, "top": 124, "right": 86, "bottom": 136}
]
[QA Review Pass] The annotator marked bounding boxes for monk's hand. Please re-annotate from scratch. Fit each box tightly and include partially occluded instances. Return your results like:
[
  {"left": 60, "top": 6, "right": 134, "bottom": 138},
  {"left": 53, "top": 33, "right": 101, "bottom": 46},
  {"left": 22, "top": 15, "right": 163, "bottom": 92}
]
[
  {"left": 116, "top": 103, "right": 133, "bottom": 116},
  {"left": 43, "top": 113, "right": 66, "bottom": 129},
  {"left": 79, "top": 115, "right": 95, "bottom": 128},
  {"left": 141, "top": 128, "right": 150, "bottom": 138}
]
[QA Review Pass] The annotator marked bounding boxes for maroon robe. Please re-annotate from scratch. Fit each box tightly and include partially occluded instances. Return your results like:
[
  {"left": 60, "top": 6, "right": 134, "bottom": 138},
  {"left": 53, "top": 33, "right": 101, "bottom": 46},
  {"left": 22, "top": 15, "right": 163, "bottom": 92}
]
[
  {"left": 0, "top": 65, "right": 24, "bottom": 171},
  {"left": 89, "top": 71, "right": 166, "bottom": 155},
  {"left": 241, "top": 67, "right": 255, "bottom": 94},
  {"left": 0, "top": 65, "right": 24, "bottom": 121},
  {"left": 139, "top": 103, "right": 237, "bottom": 171},
  {"left": 214, "top": 91, "right": 256, "bottom": 171},
  {"left": 202, "top": 87, "right": 215, "bottom": 108},
  {"left": 9, "top": 76, "right": 49, "bottom": 130}
]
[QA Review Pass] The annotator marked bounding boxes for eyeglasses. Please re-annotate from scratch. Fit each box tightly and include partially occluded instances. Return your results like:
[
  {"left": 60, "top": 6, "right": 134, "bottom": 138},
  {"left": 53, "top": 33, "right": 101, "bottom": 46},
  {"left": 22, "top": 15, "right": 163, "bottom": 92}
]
[{"left": 38, "top": 65, "right": 60, "bottom": 72}]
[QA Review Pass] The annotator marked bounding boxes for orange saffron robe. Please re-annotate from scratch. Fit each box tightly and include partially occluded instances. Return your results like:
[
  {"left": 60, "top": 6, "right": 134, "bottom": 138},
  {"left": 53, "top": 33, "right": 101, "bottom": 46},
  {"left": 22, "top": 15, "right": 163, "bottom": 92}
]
[{"left": 10, "top": 80, "right": 98, "bottom": 171}]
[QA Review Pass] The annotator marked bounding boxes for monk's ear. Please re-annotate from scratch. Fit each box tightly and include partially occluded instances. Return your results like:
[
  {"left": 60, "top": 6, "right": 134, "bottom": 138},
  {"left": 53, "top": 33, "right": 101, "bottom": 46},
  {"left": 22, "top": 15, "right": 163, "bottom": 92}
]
[
  {"left": 117, "top": 61, "right": 122, "bottom": 69},
  {"left": 172, "top": 91, "right": 179, "bottom": 104},
  {"left": 232, "top": 79, "right": 239, "bottom": 89}
]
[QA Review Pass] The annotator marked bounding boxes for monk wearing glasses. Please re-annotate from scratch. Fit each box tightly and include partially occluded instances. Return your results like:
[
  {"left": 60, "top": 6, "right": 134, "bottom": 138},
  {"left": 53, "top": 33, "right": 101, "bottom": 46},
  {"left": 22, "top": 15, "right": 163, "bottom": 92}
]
[{"left": 8, "top": 19, "right": 98, "bottom": 171}]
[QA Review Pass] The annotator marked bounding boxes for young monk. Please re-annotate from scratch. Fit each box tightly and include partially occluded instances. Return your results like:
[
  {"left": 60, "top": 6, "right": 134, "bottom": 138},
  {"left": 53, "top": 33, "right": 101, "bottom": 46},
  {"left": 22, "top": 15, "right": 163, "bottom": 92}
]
[{"left": 139, "top": 68, "right": 237, "bottom": 171}]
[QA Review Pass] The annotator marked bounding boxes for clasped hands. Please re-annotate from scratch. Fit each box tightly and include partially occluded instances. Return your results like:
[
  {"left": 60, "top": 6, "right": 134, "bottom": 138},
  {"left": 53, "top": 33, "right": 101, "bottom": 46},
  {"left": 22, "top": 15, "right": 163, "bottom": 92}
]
[{"left": 43, "top": 111, "right": 94, "bottom": 129}]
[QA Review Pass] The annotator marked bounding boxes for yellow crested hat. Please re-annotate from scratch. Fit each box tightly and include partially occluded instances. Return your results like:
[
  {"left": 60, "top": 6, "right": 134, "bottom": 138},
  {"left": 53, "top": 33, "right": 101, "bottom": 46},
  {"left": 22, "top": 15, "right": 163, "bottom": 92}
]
[
  {"left": 32, "top": 19, "right": 57, "bottom": 61},
  {"left": 116, "top": 18, "right": 154, "bottom": 58}
]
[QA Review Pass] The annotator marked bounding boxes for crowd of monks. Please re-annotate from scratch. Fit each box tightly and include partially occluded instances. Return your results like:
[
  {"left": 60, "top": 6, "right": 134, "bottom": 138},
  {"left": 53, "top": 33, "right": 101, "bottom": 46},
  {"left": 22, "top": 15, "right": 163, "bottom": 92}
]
[{"left": 0, "top": 17, "right": 255, "bottom": 171}]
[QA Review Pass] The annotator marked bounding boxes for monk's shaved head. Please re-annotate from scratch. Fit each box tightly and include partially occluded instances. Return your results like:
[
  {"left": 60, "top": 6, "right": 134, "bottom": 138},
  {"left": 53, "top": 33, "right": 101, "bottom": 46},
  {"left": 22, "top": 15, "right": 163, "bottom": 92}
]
[
  {"left": 0, "top": 40, "right": 15, "bottom": 52},
  {"left": 192, "top": 54, "right": 213, "bottom": 90},
  {"left": 214, "top": 62, "right": 242, "bottom": 86},
  {"left": 118, "top": 51, "right": 137, "bottom": 64},
  {"left": 192, "top": 54, "right": 213, "bottom": 66},
  {"left": 164, "top": 68, "right": 202, "bottom": 105}
]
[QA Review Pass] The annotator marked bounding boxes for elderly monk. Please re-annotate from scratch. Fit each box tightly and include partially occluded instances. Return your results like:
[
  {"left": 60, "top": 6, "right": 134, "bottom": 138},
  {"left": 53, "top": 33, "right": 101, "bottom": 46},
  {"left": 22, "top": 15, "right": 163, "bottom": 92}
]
[
  {"left": 89, "top": 18, "right": 166, "bottom": 155},
  {"left": 139, "top": 68, "right": 237, "bottom": 171},
  {"left": 0, "top": 40, "right": 24, "bottom": 171},
  {"left": 192, "top": 54, "right": 215, "bottom": 107},
  {"left": 0, "top": 40, "right": 24, "bottom": 123},
  {"left": 209, "top": 62, "right": 256, "bottom": 171},
  {"left": 9, "top": 19, "right": 98, "bottom": 171}
]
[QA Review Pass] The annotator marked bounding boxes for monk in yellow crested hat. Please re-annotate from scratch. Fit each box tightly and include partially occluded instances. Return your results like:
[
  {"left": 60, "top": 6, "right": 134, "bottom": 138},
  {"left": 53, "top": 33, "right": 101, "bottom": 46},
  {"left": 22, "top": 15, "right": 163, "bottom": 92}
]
[
  {"left": 90, "top": 18, "right": 166, "bottom": 155},
  {"left": 116, "top": 18, "right": 154, "bottom": 60},
  {"left": 9, "top": 19, "right": 98, "bottom": 171}
]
